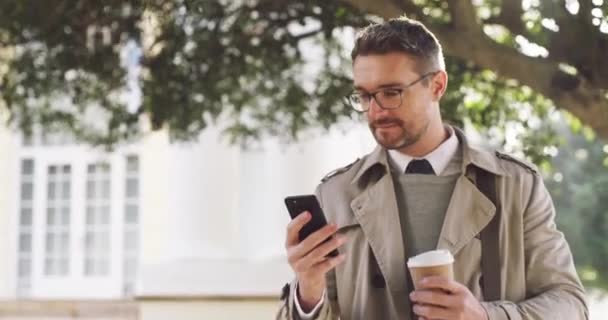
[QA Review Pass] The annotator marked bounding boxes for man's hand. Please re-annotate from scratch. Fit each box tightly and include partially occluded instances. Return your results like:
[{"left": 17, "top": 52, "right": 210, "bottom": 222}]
[
  {"left": 285, "top": 211, "right": 347, "bottom": 312},
  {"left": 410, "top": 276, "right": 489, "bottom": 320}
]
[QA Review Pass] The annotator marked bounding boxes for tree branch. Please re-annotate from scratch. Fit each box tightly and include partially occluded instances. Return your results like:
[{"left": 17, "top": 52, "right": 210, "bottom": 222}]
[
  {"left": 435, "top": 27, "right": 608, "bottom": 139},
  {"left": 293, "top": 28, "right": 323, "bottom": 41},
  {"left": 446, "top": 0, "right": 482, "bottom": 34},
  {"left": 337, "top": 0, "right": 608, "bottom": 139},
  {"left": 485, "top": 0, "right": 526, "bottom": 36}
]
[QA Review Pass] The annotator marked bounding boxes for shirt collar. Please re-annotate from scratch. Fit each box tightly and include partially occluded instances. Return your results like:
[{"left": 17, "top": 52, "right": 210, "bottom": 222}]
[
  {"left": 350, "top": 126, "right": 508, "bottom": 185},
  {"left": 387, "top": 126, "right": 459, "bottom": 175}
]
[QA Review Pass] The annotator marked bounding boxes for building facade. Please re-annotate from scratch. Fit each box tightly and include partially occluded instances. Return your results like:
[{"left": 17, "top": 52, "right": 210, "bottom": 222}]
[{"left": 0, "top": 122, "right": 375, "bottom": 319}]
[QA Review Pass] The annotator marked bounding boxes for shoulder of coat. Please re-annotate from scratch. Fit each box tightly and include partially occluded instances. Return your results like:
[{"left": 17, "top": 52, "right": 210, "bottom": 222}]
[
  {"left": 321, "top": 158, "right": 360, "bottom": 183},
  {"left": 495, "top": 151, "right": 537, "bottom": 174}
]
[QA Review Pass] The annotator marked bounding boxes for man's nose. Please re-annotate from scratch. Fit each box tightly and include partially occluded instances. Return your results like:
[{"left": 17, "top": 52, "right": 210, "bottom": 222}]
[
  {"left": 368, "top": 96, "right": 388, "bottom": 116},
  {"left": 369, "top": 96, "right": 382, "bottom": 113}
]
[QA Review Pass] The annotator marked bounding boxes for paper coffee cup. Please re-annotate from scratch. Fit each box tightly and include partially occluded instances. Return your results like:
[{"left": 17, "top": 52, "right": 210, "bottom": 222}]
[{"left": 407, "top": 249, "right": 454, "bottom": 289}]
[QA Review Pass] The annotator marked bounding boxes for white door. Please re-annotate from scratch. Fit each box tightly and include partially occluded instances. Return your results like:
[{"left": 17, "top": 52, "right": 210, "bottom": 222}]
[{"left": 16, "top": 146, "right": 140, "bottom": 299}]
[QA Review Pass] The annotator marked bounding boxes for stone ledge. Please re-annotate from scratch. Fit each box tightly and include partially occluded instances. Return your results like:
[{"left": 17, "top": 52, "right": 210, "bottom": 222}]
[{"left": 0, "top": 300, "right": 138, "bottom": 318}]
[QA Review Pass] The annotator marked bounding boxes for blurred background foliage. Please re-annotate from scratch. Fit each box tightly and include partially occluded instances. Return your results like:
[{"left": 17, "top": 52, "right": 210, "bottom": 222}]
[{"left": 0, "top": 0, "right": 607, "bottom": 289}]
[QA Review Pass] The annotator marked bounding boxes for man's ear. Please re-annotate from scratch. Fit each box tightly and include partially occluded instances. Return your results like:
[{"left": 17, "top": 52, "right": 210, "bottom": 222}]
[{"left": 431, "top": 71, "right": 448, "bottom": 101}]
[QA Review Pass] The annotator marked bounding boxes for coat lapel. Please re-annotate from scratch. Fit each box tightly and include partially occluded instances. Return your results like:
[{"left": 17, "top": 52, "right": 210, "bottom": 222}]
[
  {"left": 435, "top": 127, "right": 505, "bottom": 255},
  {"left": 350, "top": 148, "right": 408, "bottom": 294},
  {"left": 345, "top": 129, "right": 507, "bottom": 294},
  {"left": 436, "top": 175, "right": 496, "bottom": 254}
]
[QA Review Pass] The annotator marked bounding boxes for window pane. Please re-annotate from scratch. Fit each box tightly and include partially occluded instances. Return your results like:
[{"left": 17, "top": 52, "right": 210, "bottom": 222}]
[
  {"left": 59, "top": 258, "right": 69, "bottom": 275},
  {"left": 47, "top": 208, "right": 56, "bottom": 225},
  {"left": 101, "top": 180, "right": 110, "bottom": 198},
  {"left": 61, "top": 207, "right": 70, "bottom": 224},
  {"left": 21, "top": 183, "right": 33, "bottom": 200},
  {"left": 100, "top": 205, "right": 110, "bottom": 224},
  {"left": 18, "top": 259, "right": 31, "bottom": 277},
  {"left": 48, "top": 166, "right": 56, "bottom": 175},
  {"left": 125, "top": 232, "right": 138, "bottom": 251},
  {"left": 125, "top": 204, "right": 138, "bottom": 223},
  {"left": 126, "top": 179, "right": 138, "bottom": 197},
  {"left": 85, "top": 259, "right": 95, "bottom": 275},
  {"left": 99, "top": 260, "right": 109, "bottom": 275},
  {"left": 19, "top": 234, "right": 31, "bottom": 252},
  {"left": 87, "top": 164, "right": 96, "bottom": 174},
  {"left": 47, "top": 181, "right": 56, "bottom": 199},
  {"left": 124, "top": 259, "right": 134, "bottom": 277},
  {"left": 46, "top": 234, "right": 54, "bottom": 252},
  {"left": 61, "top": 180, "right": 70, "bottom": 199},
  {"left": 62, "top": 165, "right": 70, "bottom": 174},
  {"left": 85, "top": 233, "right": 94, "bottom": 251},
  {"left": 86, "top": 206, "right": 95, "bottom": 224},
  {"left": 45, "top": 259, "right": 55, "bottom": 276},
  {"left": 20, "top": 208, "right": 32, "bottom": 226},
  {"left": 87, "top": 180, "right": 95, "bottom": 199},
  {"left": 21, "top": 159, "right": 34, "bottom": 174},
  {"left": 126, "top": 156, "right": 138, "bottom": 172},
  {"left": 100, "top": 234, "right": 110, "bottom": 251},
  {"left": 60, "top": 234, "right": 69, "bottom": 252}
]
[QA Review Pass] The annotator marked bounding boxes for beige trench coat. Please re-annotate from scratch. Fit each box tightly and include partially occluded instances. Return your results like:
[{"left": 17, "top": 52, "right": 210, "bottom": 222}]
[{"left": 277, "top": 129, "right": 588, "bottom": 320}]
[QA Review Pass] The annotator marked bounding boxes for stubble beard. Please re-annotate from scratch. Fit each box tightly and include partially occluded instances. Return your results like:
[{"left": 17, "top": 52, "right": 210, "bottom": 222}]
[{"left": 370, "top": 118, "right": 430, "bottom": 150}]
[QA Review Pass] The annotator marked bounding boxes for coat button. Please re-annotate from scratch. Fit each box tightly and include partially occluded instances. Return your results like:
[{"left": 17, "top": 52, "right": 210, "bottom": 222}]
[{"left": 372, "top": 274, "right": 386, "bottom": 288}]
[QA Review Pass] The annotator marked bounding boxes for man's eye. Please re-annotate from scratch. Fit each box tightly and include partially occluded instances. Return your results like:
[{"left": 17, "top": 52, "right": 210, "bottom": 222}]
[{"left": 382, "top": 90, "right": 401, "bottom": 98}]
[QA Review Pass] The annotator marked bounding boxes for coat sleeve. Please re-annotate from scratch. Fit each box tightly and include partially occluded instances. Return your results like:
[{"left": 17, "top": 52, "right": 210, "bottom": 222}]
[
  {"left": 481, "top": 172, "right": 589, "bottom": 320},
  {"left": 275, "top": 184, "right": 341, "bottom": 320},
  {"left": 275, "top": 274, "right": 339, "bottom": 320}
]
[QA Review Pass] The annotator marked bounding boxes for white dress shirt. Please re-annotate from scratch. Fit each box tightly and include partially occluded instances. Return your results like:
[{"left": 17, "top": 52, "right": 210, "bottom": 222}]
[{"left": 387, "top": 126, "right": 461, "bottom": 176}]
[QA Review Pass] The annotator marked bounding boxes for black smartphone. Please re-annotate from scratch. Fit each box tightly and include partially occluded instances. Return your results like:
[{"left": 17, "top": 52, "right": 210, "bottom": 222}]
[{"left": 284, "top": 194, "right": 339, "bottom": 257}]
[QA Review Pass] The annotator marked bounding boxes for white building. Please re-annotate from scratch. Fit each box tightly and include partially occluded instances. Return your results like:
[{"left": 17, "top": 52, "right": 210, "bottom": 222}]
[{"left": 0, "top": 119, "right": 375, "bottom": 319}]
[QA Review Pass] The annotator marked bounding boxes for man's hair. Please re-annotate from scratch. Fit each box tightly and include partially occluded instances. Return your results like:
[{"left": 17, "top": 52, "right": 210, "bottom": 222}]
[{"left": 351, "top": 16, "right": 445, "bottom": 75}]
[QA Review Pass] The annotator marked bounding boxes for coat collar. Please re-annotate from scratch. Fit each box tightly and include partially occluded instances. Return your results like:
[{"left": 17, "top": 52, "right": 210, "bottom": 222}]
[{"left": 351, "top": 126, "right": 508, "bottom": 185}]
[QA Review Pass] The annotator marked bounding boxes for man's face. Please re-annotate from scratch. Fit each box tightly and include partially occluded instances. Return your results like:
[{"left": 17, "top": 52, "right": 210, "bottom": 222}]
[{"left": 352, "top": 52, "right": 438, "bottom": 150}]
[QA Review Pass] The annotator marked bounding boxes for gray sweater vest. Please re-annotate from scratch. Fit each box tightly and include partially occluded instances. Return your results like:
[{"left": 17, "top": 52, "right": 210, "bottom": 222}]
[{"left": 391, "top": 170, "right": 460, "bottom": 258}]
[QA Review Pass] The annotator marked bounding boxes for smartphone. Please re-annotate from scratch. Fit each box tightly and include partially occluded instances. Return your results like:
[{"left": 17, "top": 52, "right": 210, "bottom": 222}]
[{"left": 284, "top": 194, "right": 339, "bottom": 257}]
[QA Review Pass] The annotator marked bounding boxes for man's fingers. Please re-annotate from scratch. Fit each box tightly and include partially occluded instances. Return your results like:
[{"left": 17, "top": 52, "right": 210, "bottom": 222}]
[
  {"left": 296, "top": 223, "right": 338, "bottom": 255},
  {"left": 285, "top": 211, "right": 311, "bottom": 247},
  {"left": 312, "top": 254, "right": 346, "bottom": 275},
  {"left": 410, "top": 290, "right": 459, "bottom": 308},
  {"left": 292, "top": 234, "right": 346, "bottom": 272},
  {"left": 304, "top": 234, "right": 347, "bottom": 264},
  {"left": 412, "top": 303, "right": 452, "bottom": 319}
]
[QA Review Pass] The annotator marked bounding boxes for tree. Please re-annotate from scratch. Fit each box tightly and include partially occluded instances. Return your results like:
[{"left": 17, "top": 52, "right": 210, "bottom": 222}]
[
  {"left": 0, "top": 0, "right": 606, "bottom": 155},
  {"left": 545, "top": 120, "right": 608, "bottom": 290},
  {"left": 1, "top": 0, "right": 607, "bottom": 291}
]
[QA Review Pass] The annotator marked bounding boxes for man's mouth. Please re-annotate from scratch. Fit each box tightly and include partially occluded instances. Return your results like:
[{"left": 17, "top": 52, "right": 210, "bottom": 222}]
[{"left": 373, "top": 119, "right": 402, "bottom": 129}]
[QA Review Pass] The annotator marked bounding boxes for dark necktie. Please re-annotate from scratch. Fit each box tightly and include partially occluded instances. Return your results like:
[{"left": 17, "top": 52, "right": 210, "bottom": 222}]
[{"left": 405, "top": 159, "right": 435, "bottom": 175}]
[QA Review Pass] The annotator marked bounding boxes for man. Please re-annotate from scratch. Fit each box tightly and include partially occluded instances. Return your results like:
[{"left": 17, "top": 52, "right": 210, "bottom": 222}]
[{"left": 276, "top": 17, "right": 588, "bottom": 320}]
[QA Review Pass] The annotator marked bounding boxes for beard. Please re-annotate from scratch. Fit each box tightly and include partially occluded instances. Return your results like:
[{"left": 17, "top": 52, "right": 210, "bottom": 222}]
[{"left": 369, "top": 117, "right": 429, "bottom": 150}]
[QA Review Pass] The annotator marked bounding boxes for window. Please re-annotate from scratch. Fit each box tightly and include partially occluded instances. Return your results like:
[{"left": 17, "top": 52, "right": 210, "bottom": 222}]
[
  {"left": 17, "top": 159, "right": 35, "bottom": 296},
  {"left": 44, "top": 165, "right": 71, "bottom": 276},
  {"left": 15, "top": 151, "right": 141, "bottom": 298},
  {"left": 84, "top": 163, "right": 112, "bottom": 276},
  {"left": 123, "top": 155, "right": 139, "bottom": 295}
]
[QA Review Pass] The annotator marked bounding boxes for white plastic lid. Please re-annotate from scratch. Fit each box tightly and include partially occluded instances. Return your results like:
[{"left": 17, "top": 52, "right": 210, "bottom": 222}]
[{"left": 407, "top": 249, "right": 454, "bottom": 268}]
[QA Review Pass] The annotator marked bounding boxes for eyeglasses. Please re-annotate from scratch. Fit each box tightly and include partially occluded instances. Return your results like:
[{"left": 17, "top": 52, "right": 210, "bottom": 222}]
[{"left": 347, "top": 71, "right": 438, "bottom": 112}]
